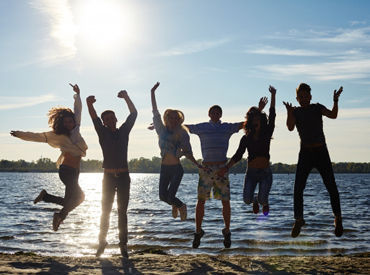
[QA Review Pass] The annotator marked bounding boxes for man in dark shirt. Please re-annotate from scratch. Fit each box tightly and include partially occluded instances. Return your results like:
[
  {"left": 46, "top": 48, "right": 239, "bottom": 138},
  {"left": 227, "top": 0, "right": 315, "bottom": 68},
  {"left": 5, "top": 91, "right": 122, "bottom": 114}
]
[
  {"left": 283, "top": 83, "right": 343, "bottom": 238},
  {"left": 86, "top": 90, "right": 137, "bottom": 258}
]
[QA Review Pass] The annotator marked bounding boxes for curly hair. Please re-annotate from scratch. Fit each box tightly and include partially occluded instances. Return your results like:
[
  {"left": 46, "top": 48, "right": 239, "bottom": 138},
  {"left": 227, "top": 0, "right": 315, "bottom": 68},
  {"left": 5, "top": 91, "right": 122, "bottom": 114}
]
[
  {"left": 48, "top": 107, "right": 75, "bottom": 136},
  {"left": 243, "top": 106, "right": 268, "bottom": 136}
]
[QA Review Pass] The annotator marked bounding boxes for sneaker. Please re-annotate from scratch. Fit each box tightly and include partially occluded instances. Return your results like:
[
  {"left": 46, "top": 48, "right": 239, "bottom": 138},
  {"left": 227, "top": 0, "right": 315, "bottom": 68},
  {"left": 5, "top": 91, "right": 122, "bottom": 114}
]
[
  {"left": 120, "top": 244, "right": 129, "bottom": 259},
  {"left": 291, "top": 218, "right": 305, "bottom": 238},
  {"left": 334, "top": 216, "right": 343, "bottom": 237},
  {"left": 96, "top": 241, "right": 108, "bottom": 257},
  {"left": 179, "top": 204, "right": 187, "bottom": 221},
  {"left": 192, "top": 229, "right": 204, "bottom": 248},
  {"left": 34, "top": 190, "right": 47, "bottom": 204},
  {"left": 222, "top": 228, "right": 231, "bottom": 248},
  {"left": 172, "top": 205, "right": 178, "bottom": 219},
  {"left": 52, "top": 212, "right": 63, "bottom": 231},
  {"left": 253, "top": 200, "right": 259, "bottom": 214},
  {"left": 262, "top": 204, "right": 269, "bottom": 216}
]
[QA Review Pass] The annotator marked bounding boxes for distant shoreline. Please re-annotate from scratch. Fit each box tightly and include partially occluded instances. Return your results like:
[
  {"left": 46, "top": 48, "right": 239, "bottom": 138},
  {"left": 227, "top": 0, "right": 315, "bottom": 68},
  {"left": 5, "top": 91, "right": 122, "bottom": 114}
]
[
  {"left": 1, "top": 158, "right": 370, "bottom": 173},
  {"left": 1, "top": 170, "right": 370, "bottom": 174}
]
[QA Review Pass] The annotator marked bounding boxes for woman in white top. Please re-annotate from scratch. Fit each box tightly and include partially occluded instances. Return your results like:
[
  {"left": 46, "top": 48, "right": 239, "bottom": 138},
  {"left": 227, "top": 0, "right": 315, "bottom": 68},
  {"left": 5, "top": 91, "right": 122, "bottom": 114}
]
[{"left": 10, "top": 84, "right": 88, "bottom": 231}]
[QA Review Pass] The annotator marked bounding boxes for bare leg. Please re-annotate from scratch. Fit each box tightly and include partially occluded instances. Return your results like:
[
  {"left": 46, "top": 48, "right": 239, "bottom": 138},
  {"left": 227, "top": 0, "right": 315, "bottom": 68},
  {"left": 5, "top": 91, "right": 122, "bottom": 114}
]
[
  {"left": 222, "top": 200, "right": 231, "bottom": 232},
  {"left": 195, "top": 199, "right": 205, "bottom": 233}
]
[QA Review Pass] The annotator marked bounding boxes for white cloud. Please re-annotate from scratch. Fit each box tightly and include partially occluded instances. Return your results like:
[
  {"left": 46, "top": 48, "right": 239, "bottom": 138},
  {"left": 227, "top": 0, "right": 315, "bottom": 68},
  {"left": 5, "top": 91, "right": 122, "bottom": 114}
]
[
  {"left": 350, "top": 20, "right": 367, "bottom": 26},
  {"left": 157, "top": 38, "right": 231, "bottom": 57},
  {"left": 31, "top": 0, "right": 77, "bottom": 63},
  {"left": 257, "top": 59, "right": 370, "bottom": 81},
  {"left": 0, "top": 94, "right": 60, "bottom": 110},
  {"left": 245, "top": 46, "right": 327, "bottom": 57},
  {"left": 311, "top": 27, "right": 370, "bottom": 44}
]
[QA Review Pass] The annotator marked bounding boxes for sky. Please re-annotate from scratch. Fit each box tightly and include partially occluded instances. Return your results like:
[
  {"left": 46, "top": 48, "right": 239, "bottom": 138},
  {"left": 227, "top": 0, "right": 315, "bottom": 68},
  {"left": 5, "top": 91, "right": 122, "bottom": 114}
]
[{"left": 1, "top": 0, "right": 370, "bottom": 164}]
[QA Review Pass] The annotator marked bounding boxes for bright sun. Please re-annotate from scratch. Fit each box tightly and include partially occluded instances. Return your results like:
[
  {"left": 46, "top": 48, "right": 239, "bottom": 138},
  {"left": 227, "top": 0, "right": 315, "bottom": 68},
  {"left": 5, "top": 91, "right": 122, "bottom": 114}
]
[{"left": 77, "top": 0, "right": 135, "bottom": 53}]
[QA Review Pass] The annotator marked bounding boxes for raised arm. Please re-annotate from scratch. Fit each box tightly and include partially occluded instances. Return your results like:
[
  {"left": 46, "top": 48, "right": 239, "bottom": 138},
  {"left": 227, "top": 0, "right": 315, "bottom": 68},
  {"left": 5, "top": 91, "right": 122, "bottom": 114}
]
[
  {"left": 269, "top": 85, "right": 276, "bottom": 109},
  {"left": 86, "top": 96, "right": 98, "bottom": 120},
  {"left": 283, "top": 101, "right": 296, "bottom": 131},
  {"left": 151, "top": 82, "right": 160, "bottom": 112},
  {"left": 322, "top": 86, "right": 343, "bottom": 119},
  {"left": 118, "top": 90, "right": 137, "bottom": 114},
  {"left": 70, "top": 83, "right": 82, "bottom": 125}
]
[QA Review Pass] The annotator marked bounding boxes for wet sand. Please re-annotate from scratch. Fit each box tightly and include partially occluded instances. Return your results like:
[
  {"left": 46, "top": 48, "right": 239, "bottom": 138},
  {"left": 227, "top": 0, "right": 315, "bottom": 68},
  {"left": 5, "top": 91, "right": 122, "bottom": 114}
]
[{"left": 0, "top": 251, "right": 369, "bottom": 274}]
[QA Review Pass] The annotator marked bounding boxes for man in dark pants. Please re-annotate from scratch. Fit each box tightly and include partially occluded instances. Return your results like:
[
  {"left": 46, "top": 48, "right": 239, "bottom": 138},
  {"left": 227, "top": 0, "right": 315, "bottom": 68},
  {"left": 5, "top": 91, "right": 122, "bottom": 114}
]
[
  {"left": 86, "top": 90, "right": 137, "bottom": 258},
  {"left": 283, "top": 83, "right": 343, "bottom": 238}
]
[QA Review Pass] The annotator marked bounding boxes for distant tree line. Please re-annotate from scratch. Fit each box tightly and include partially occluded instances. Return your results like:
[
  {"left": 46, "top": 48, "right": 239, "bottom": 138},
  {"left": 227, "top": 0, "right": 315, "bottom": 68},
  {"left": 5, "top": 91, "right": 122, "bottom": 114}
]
[{"left": 1, "top": 157, "right": 370, "bottom": 173}]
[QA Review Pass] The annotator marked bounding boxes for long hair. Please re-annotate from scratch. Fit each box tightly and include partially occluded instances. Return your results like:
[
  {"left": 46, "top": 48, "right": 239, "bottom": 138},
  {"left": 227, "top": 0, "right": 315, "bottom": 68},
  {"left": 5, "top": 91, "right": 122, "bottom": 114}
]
[
  {"left": 48, "top": 107, "right": 75, "bottom": 136},
  {"left": 163, "top": 109, "right": 185, "bottom": 128},
  {"left": 163, "top": 109, "right": 186, "bottom": 140},
  {"left": 243, "top": 106, "right": 268, "bottom": 136}
]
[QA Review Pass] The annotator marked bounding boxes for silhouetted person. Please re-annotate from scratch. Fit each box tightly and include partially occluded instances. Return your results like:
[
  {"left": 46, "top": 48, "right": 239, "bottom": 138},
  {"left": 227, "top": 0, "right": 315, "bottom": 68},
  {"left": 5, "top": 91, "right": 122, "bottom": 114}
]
[
  {"left": 219, "top": 86, "right": 276, "bottom": 216},
  {"left": 86, "top": 90, "right": 137, "bottom": 258},
  {"left": 11, "top": 84, "right": 87, "bottom": 231},
  {"left": 283, "top": 83, "right": 343, "bottom": 238},
  {"left": 186, "top": 98, "right": 266, "bottom": 249},
  {"left": 150, "top": 82, "right": 203, "bottom": 221}
]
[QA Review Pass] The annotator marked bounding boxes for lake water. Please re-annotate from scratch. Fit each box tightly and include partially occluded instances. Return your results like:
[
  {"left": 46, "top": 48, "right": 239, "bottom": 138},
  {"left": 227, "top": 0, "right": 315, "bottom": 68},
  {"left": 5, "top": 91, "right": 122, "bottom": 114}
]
[{"left": 0, "top": 173, "right": 369, "bottom": 257}]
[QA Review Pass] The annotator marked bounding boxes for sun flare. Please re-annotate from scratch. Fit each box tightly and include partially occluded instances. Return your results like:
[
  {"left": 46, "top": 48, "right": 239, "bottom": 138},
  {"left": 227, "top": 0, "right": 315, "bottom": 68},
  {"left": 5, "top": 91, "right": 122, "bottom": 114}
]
[{"left": 77, "top": 0, "right": 135, "bottom": 53}]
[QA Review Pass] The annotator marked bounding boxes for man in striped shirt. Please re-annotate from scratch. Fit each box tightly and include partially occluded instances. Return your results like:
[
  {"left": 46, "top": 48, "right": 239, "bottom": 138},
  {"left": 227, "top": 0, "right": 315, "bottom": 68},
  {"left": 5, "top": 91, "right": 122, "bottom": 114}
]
[
  {"left": 186, "top": 105, "right": 242, "bottom": 249},
  {"left": 186, "top": 100, "right": 266, "bottom": 249}
]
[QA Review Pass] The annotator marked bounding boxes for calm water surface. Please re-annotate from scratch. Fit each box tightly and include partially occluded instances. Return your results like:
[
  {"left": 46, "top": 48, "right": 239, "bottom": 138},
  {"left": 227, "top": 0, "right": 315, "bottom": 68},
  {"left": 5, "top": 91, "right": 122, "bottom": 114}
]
[{"left": 0, "top": 173, "right": 369, "bottom": 257}]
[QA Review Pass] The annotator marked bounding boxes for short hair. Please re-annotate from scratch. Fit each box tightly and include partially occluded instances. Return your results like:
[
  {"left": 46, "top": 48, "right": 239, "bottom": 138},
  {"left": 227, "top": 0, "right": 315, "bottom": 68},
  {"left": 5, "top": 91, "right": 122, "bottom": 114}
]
[
  {"left": 208, "top": 105, "right": 222, "bottom": 115},
  {"left": 296, "top": 83, "right": 311, "bottom": 96},
  {"left": 101, "top": 110, "right": 115, "bottom": 121}
]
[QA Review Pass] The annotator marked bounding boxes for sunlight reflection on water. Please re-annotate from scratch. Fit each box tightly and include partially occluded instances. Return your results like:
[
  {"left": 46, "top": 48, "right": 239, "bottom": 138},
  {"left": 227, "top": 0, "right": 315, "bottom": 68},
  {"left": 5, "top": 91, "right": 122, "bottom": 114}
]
[{"left": 0, "top": 173, "right": 369, "bottom": 256}]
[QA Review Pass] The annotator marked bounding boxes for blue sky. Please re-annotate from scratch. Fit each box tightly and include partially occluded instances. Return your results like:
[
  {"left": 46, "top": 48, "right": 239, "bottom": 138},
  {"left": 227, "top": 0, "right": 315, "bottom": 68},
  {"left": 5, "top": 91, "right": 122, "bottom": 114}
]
[{"left": 1, "top": 0, "right": 370, "bottom": 164}]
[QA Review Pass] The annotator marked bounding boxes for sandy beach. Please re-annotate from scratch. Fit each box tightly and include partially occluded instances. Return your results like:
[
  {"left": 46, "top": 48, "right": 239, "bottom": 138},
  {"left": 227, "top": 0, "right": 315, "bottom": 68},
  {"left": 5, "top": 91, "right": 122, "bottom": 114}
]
[{"left": 0, "top": 251, "right": 369, "bottom": 274}]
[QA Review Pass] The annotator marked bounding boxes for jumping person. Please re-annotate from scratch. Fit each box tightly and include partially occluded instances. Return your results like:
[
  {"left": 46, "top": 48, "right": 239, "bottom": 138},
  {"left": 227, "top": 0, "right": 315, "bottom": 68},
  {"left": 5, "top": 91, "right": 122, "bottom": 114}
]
[
  {"left": 10, "top": 84, "right": 87, "bottom": 232},
  {"left": 86, "top": 90, "right": 137, "bottom": 258},
  {"left": 150, "top": 82, "right": 203, "bottom": 221},
  {"left": 186, "top": 98, "right": 266, "bottom": 249},
  {"left": 283, "top": 83, "right": 344, "bottom": 238},
  {"left": 218, "top": 85, "right": 276, "bottom": 216}
]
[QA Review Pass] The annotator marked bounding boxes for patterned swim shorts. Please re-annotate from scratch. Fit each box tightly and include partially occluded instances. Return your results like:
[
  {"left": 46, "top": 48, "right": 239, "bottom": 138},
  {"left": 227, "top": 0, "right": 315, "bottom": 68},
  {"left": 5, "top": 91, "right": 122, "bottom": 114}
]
[{"left": 198, "top": 163, "right": 230, "bottom": 201}]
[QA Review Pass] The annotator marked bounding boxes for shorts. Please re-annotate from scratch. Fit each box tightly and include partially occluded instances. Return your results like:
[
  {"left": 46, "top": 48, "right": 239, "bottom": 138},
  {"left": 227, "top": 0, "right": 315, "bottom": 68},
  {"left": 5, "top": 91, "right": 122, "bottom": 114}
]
[{"left": 198, "top": 163, "right": 230, "bottom": 201}]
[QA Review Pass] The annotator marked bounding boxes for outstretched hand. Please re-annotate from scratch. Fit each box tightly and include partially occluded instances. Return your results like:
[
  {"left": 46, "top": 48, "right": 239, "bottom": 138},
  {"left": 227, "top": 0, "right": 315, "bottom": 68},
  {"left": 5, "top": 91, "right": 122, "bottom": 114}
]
[
  {"left": 283, "top": 101, "right": 294, "bottom": 112},
  {"left": 269, "top": 85, "right": 276, "bottom": 94},
  {"left": 69, "top": 83, "right": 80, "bottom": 94},
  {"left": 118, "top": 90, "right": 128, "bottom": 98},
  {"left": 151, "top": 82, "right": 160, "bottom": 93},
  {"left": 258, "top": 97, "right": 268, "bottom": 111},
  {"left": 333, "top": 86, "right": 343, "bottom": 102},
  {"left": 147, "top": 123, "right": 155, "bottom": 130},
  {"left": 86, "top": 96, "right": 96, "bottom": 105},
  {"left": 10, "top": 131, "right": 19, "bottom": 137}
]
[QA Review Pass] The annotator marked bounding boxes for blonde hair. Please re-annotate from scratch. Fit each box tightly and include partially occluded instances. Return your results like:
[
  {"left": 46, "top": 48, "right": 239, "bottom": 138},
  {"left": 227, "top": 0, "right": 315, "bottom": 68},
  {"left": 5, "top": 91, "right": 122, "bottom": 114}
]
[
  {"left": 48, "top": 107, "right": 75, "bottom": 136},
  {"left": 163, "top": 109, "right": 185, "bottom": 127}
]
